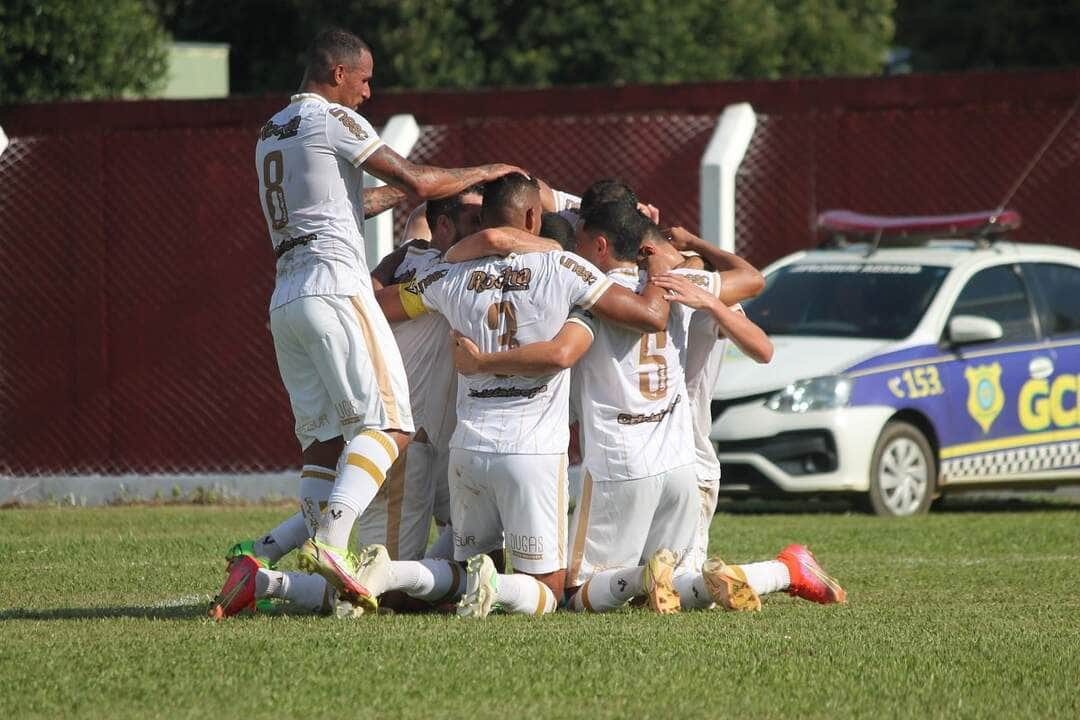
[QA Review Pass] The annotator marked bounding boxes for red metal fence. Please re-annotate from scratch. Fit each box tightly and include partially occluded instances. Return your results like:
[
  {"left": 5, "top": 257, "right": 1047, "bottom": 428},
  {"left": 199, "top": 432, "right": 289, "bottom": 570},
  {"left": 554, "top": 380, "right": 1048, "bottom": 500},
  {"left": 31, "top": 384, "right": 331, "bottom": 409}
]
[{"left": 1, "top": 70, "right": 1078, "bottom": 474}]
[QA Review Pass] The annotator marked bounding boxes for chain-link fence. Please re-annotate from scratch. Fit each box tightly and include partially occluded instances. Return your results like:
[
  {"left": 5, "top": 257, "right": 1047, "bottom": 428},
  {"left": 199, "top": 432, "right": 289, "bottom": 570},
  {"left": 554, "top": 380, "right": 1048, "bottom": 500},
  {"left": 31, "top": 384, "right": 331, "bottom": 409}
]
[{"left": 2, "top": 77, "right": 1078, "bottom": 476}]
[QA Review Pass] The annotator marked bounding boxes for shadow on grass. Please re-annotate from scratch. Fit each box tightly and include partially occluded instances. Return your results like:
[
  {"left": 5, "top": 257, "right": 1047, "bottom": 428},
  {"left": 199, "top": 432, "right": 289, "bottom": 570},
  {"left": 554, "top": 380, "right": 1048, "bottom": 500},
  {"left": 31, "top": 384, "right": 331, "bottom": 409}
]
[
  {"left": 0, "top": 604, "right": 323, "bottom": 621},
  {"left": 716, "top": 491, "right": 1080, "bottom": 516}
]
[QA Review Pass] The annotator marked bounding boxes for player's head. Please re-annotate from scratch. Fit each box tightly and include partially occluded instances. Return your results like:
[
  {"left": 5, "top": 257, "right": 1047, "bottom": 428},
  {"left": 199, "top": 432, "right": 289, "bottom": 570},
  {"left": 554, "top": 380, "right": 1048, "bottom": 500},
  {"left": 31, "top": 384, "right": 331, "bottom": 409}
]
[
  {"left": 539, "top": 212, "right": 576, "bottom": 251},
  {"left": 481, "top": 172, "right": 542, "bottom": 233},
  {"left": 637, "top": 223, "right": 683, "bottom": 268},
  {"left": 427, "top": 185, "right": 484, "bottom": 251},
  {"left": 579, "top": 179, "right": 638, "bottom": 217},
  {"left": 302, "top": 28, "right": 373, "bottom": 109},
  {"left": 575, "top": 201, "right": 649, "bottom": 269}
]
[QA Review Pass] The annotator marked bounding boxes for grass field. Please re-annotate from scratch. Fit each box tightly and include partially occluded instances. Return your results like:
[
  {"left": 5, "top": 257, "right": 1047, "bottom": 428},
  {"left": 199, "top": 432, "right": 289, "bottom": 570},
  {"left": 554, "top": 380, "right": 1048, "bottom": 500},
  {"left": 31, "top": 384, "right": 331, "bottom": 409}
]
[{"left": 2, "top": 496, "right": 1079, "bottom": 719}]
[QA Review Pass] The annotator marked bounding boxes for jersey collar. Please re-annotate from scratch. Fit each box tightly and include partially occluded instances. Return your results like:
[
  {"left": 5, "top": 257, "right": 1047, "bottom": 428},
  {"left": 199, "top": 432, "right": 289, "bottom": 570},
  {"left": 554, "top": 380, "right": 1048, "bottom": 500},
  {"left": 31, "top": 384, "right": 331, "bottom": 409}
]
[{"left": 290, "top": 92, "right": 331, "bottom": 105}]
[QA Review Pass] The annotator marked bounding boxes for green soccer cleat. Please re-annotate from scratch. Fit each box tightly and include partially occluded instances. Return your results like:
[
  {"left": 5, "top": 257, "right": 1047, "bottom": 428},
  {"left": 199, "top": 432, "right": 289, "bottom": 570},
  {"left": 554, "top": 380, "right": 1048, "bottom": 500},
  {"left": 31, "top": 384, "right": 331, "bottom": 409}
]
[
  {"left": 297, "top": 538, "right": 376, "bottom": 614},
  {"left": 457, "top": 554, "right": 498, "bottom": 619}
]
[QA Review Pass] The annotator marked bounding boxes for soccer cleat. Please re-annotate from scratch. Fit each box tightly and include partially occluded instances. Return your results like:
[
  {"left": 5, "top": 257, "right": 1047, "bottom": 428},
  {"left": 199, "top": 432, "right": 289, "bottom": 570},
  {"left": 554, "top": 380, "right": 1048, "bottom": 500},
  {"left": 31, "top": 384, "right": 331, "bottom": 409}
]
[
  {"left": 296, "top": 538, "right": 376, "bottom": 614},
  {"left": 222, "top": 540, "right": 274, "bottom": 611},
  {"left": 354, "top": 544, "right": 392, "bottom": 600},
  {"left": 776, "top": 544, "right": 846, "bottom": 605},
  {"left": 457, "top": 554, "right": 498, "bottom": 619},
  {"left": 642, "top": 549, "right": 680, "bottom": 614},
  {"left": 208, "top": 555, "right": 261, "bottom": 619},
  {"left": 702, "top": 557, "right": 761, "bottom": 612}
]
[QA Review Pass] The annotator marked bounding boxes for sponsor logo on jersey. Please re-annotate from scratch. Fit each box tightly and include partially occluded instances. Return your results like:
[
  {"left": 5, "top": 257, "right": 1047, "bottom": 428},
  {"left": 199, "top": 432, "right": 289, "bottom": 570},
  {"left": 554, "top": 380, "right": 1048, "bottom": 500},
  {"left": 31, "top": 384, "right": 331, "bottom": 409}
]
[
  {"left": 617, "top": 394, "right": 682, "bottom": 426},
  {"left": 964, "top": 363, "right": 1004, "bottom": 433},
  {"left": 559, "top": 256, "right": 598, "bottom": 285},
  {"left": 466, "top": 268, "right": 532, "bottom": 293},
  {"left": 259, "top": 115, "right": 301, "bottom": 141},
  {"left": 468, "top": 384, "right": 549, "bottom": 399},
  {"left": 414, "top": 269, "right": 448, "bottom": 294},
  {"left": 328, "top": 107, "right": 370, "bottom": 141}
]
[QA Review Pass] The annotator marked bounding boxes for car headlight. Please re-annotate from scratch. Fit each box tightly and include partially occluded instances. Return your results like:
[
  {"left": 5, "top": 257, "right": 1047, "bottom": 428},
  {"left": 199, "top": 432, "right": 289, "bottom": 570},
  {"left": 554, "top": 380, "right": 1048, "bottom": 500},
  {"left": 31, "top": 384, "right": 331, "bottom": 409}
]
[{"left": 766, "top": 375, "right": 852, "bottom": 413}]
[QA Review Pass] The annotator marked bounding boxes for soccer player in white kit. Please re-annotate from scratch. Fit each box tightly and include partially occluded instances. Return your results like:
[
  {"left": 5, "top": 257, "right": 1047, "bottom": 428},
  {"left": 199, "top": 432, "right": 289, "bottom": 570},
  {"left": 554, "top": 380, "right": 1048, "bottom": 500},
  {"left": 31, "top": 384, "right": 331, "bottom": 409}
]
[
  {"left": 208, "top": 28, "right": 527, "bottom": 618},
  {"left": 354, "top": 174, "right": 677, "bottom": 617}
]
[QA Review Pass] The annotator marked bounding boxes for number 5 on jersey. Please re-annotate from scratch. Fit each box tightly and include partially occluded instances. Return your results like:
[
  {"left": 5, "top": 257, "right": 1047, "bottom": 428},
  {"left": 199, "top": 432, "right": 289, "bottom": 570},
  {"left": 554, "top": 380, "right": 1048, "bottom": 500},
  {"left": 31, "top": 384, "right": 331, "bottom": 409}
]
[{"left": 639, "top": 331, "right": 668, "bottom": 400}]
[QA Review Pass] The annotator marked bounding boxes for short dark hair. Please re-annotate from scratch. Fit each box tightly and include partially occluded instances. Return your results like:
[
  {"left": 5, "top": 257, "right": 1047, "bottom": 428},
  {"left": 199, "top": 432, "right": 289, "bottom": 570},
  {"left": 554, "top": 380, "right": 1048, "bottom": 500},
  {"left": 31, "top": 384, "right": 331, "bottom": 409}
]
[
  {"left": 482, "top": 172, "right": 540, "bottom": 226},
  {"left": 540, "top": 212, "right": 576, "bottom": 251},
  {"left": 426, "top": 185, "right": 484, "bottom": 228},
  {"left": 306, "top": 28, "right": 370, "bottom": 83},
  {"left": 580, "top": 179, "right": 638, "bottom": 217},
  {"left": 581, "top": 201, "right": 650, "bottom": 261}
]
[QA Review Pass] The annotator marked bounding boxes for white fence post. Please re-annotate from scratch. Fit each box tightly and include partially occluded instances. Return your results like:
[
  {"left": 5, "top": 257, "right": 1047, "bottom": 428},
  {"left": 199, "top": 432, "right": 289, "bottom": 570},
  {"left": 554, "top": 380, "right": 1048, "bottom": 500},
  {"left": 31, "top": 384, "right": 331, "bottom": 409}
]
[
  {"left": 0, "top": 124, "right": 8, "bottom": 160},
  {"left": 363, "top": 114, "right": 420, "bottom": 269},
  {"left": 699, "top": 103, "right": 756, "bottom": 252}
]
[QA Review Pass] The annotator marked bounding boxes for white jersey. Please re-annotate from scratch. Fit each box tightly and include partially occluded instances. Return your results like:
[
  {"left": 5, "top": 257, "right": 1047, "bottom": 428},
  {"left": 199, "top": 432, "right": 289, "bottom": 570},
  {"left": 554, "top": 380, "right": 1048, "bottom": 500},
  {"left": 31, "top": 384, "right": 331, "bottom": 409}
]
[
  {"left": 572, "top": 267, "right": 720, "bottom": 482},
  {"left": 256, "top": 92, "right": 384, "bottom": 311},
  {"left": 389, "top": 243, "right": 457, "bottom": 449},
  {"left": 684, "top": 295, "right": 741, "bottom": 480},
  {"left": 413, "top": 251, "right": 612, "bottom": 455}
]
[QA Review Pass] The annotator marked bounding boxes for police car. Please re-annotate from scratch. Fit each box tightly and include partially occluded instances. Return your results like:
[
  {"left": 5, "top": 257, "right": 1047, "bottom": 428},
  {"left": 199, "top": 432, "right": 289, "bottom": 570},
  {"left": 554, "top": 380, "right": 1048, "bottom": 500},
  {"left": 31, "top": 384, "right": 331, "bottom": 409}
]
[{"left": 711, "top": 209, "right": 1080, "bottom": 516}]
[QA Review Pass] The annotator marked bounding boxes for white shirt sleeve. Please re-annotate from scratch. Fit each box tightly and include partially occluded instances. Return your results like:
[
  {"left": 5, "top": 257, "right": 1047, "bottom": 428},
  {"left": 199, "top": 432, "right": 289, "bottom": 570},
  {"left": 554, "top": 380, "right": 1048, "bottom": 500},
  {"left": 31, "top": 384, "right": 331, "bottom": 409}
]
[
  {"left": 325, "top": 106, "right": 383, "bottom": 167},
  {"left": 555, "top": 252, "right": 613, "bottom": 310}
]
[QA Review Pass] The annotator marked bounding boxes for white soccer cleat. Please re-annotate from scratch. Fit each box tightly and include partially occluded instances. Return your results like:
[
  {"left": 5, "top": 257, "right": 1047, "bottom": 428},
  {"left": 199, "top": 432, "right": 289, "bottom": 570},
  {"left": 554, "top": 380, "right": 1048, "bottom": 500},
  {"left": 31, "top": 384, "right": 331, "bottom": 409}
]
[
  {"left": 457, "top": 554, "right": 498, "bottom": 619},
  {"left": 643, "top": 549, "right": 680, "bottom": 614},
  {"left": 354, "top": 543, "right": 392, "bottom": 599}
]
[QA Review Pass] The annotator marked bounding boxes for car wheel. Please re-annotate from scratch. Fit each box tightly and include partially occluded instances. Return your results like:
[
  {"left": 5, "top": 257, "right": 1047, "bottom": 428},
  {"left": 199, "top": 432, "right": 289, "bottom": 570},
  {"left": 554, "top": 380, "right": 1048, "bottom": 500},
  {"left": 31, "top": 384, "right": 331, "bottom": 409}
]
[{"left": 866, "top": 421, "right": 936, "bottom": 517}]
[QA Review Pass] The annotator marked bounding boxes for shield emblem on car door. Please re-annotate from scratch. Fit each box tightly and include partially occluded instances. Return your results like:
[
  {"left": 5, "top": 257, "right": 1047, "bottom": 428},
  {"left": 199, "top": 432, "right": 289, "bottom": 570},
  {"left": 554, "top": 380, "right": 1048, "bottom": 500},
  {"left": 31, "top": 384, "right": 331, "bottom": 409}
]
[{"left": 964, "top": 363, "right": 1004, "bottom": 434}]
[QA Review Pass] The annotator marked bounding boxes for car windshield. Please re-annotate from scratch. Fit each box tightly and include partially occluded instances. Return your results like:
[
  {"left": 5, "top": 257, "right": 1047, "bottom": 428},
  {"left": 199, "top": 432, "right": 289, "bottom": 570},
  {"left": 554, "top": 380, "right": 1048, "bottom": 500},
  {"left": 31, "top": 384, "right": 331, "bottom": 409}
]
[{"left": 745, "top": 262, "right": 950, "bottom": 339}]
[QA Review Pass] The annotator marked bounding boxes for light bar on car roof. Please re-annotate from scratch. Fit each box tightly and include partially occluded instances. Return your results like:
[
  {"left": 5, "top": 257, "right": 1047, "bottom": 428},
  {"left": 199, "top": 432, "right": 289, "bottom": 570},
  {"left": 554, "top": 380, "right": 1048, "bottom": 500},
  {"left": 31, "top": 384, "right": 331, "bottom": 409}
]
[{"left": 817, "top": 209, "right": 1022, "bottom": 237}]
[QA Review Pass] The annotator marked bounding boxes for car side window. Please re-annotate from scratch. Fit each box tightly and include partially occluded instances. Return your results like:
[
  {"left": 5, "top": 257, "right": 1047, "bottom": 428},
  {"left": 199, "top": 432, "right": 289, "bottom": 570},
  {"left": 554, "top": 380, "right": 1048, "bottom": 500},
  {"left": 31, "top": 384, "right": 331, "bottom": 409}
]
[
  {"left": 950, "top": 265, "right": 1037, "bottom": 342},
  {"left": 1025, "top": 262, "right": 1080, "bottom": 337}
]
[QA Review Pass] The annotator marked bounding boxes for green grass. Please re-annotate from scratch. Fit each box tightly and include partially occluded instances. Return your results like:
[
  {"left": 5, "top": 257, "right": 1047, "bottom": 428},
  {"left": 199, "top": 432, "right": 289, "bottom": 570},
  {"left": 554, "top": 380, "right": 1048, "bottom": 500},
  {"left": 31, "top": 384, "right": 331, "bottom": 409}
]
[{"left": 2, "top": 498, "right": 1079, "bottom": 719}]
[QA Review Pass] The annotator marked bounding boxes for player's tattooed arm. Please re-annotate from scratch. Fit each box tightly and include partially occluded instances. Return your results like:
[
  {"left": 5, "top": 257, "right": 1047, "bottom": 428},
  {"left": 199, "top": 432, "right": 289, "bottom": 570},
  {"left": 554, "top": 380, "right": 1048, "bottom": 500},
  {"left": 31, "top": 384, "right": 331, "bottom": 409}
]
[
  {"left": 363, "top": 184, "right": 409, "bottom": 219},
  {"left": 665, "top": 226, "right": 764, "bottom": 305},
  {"left": 651, "top": 273, "right": 773, "bottom": 363},
  {"left": 443, "top": 227, "right": 560, "bottom": 263},
  {"left": 452, "top": 323, "right": 593, "bottom": 377},
  {"left": 363, "top": 145, "right": 525, "bottom": 200}
]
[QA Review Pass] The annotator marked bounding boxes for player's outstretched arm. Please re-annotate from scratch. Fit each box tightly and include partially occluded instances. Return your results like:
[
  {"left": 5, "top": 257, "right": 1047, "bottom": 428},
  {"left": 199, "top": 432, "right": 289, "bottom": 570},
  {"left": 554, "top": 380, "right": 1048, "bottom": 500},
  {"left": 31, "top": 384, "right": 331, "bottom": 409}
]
[
  {"left": 363, "top": 145, "right": 524, "bottom": 201},
  {"left": 363, "top": 184, "right": 409, "bottom": 219},
  {"left": 443, "top": 227, "right": 560, "bottom": 263},
  {"left": 452, "top": 323, "right": 593, "bottom": 377},
  {"left": 652, "top": 273, "right": 773, "bottom": 363},
  {"left": 666, "top": 227, "right": 764, "bottom": 305},
  {"left": 586, "top": 250, "right": 679, "bottom": 333}
]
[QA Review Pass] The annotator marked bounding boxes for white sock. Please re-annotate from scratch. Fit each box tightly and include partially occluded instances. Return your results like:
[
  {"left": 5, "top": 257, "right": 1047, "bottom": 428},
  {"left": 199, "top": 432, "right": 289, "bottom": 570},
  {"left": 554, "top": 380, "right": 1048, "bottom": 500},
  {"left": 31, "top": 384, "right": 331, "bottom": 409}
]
[
  {"left": 424, "top": 524, "right": 454, "bottom": 560},
  {"left": 255, "top": 568, "right": 284, "bottom": 598},
  {"left": 738, "top": 560, "right": 790, "bottom": 596},
  {"left": 569, "top": 566, "right": 643, "bottom": 612},
  {"left": 388, "top": 559, "right": 464, "bottom": 603},
  {"left": 496, "top": 574, "right": 556, "bottom": 615},
  {"left": 317, "top": 430, "right": 398, "bottom": 549},
  {"left": 299, "top": 464, "right": 336, "bottom": 535},
  {"left": 251, "top": 466, "right": 335, "bottom": 562},
  {"left": 256, "top": 569, "right": 332, "bottom": 613},
  {"left": 673, "top": 571, "right": 713, "bottom": 610}
]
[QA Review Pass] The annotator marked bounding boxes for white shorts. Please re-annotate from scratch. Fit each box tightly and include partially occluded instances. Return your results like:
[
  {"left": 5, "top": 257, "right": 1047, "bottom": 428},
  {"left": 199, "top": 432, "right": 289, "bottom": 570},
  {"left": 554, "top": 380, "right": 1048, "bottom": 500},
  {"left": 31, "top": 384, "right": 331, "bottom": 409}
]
[
  {"left": 448, "top": 449, "right": 568, "bottom": 575},
  {"left": 356, "top": 440, "right": 436, "bottom": 561},
  {"left": 686, "top": 477, "right": 721, "bottom": 570},
  {"left": 431, "top": 445, "right": 452, "bottom": 526},
  {"left": 270, "top": 293, "right": 413, "bottom": 449},
  {"left": 567, "top": 464, "right": 698, "bottom": 588}
]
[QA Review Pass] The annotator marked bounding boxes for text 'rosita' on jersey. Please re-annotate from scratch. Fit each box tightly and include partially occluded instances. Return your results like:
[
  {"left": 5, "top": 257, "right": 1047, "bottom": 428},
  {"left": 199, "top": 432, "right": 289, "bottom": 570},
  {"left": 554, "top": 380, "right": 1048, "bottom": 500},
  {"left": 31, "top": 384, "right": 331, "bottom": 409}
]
[{"left": 467, "top": 268, "right": 532, "bottom": 293}]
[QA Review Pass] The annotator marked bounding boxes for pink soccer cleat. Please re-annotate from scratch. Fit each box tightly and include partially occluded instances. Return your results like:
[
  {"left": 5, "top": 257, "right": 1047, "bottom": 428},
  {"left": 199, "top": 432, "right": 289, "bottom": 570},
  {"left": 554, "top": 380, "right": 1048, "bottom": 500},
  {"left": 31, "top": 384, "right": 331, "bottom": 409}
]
[{"left": 776, "top": 544, "right": 846, "bottom": 605}]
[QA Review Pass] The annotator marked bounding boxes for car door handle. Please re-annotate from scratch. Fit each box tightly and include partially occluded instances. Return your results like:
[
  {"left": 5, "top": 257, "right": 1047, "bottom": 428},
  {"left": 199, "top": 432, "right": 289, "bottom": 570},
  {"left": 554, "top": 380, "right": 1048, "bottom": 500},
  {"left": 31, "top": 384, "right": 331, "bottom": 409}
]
[{"left": 1029, "top": 356, "right": 1054, "bottom": 380}]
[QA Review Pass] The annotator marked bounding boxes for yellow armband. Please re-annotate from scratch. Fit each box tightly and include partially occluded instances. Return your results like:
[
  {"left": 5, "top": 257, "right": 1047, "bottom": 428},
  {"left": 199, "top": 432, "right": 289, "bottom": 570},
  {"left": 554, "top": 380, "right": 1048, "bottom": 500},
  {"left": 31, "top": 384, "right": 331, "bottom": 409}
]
[{"left": 399, "top": 281, "right": 429, "bottom": 319}]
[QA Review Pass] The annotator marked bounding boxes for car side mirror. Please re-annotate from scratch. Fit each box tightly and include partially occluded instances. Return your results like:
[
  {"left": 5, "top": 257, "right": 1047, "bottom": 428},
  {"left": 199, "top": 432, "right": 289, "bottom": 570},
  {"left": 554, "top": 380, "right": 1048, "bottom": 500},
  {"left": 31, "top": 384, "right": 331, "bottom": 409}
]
[{"left": 947, "top": 314, "right": 1004, "bottom": 345}]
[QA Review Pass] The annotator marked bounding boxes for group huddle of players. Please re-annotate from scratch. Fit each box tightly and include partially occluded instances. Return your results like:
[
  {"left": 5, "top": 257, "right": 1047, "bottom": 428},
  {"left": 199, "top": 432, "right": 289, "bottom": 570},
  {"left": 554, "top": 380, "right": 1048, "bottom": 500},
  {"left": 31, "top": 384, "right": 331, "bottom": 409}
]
[{"left": 207, "top": 28, "right": 845, "bottom": 620}]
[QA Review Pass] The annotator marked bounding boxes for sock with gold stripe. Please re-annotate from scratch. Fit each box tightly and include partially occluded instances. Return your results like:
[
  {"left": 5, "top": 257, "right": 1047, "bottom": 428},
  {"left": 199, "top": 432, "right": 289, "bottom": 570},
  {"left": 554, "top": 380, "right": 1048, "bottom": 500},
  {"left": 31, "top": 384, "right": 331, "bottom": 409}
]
[
  {"left": 317, "top": 429, "right": 398, "bottom": 549},
  {"left": 388, "top": 559, "right": 465, "bottom": 603},
  {"left": 567, "top": 566, "right": 643, "bottom": 612},
  {"left": 496, "top": 574, "right": 557, "bottom": 616},
  {"left": 253, "top": 464, "right": 337, "bottom": 562}
]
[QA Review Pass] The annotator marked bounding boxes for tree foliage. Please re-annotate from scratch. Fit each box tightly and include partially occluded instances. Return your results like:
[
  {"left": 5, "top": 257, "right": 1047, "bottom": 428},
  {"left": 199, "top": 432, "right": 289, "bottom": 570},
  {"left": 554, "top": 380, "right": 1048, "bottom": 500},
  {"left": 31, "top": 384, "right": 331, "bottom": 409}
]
[
  {"left": 896, "top": 1, "right": 1080, "bottom": 72},
  {"left": 161, "top": 0, "right": 895, "bottom": 95},
  {"left": 0, "top": 0, "right": 170, "bottom": 103}
]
